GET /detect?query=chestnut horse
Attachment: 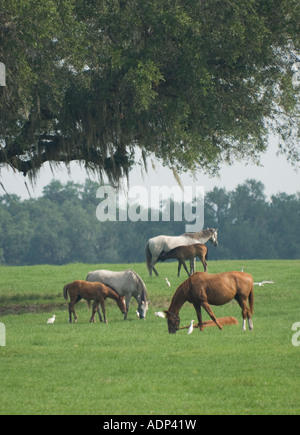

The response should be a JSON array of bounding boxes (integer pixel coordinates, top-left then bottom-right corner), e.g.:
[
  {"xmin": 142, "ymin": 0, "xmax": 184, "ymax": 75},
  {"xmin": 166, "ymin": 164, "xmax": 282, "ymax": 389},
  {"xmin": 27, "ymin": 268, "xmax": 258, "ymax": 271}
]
[
  {"xmin": 165, "ymin": 272, "xmax": 254, "ymax": 334},
  {"xmin": 63, "ymin": 280, "xmax": 126, "ymax": 324},
  {"xmin": 158, "ymin": 244, "xmax": 208, "ymax": 277}
]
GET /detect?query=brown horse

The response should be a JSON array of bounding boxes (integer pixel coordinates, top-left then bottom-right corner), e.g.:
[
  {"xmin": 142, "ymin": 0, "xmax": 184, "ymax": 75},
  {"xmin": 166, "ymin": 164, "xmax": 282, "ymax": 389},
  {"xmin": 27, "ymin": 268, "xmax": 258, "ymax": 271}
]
[
  {"xmin": 158, "ymin": 244, "xmax": 208, "ymax": 277},
  {"xmin": 63, "ymin": 280, "xmax": 127, "ymax": 324},
  {"xmin": 165, "ymin": 272, "xmax": 254, "ymax": 334}
]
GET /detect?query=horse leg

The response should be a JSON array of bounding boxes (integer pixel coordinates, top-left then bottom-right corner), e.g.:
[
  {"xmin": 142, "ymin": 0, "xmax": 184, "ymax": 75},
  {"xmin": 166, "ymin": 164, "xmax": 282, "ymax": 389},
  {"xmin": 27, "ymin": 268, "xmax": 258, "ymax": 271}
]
[
  {"xmin": 235, "ymin": 295, "xmax": 253, "ymax": 331},
  {"xmin": 178, "ymin": 261, "xmax": 181, "ymax": 278},
  {"xmin": 190, "ymin": 258, "xmax": 196, "ymax": 275},
  {"xmin": 90, "ymin": 301, "xmax": 98, "ymax": 323},
  {"xmin": 193, "ymin": 303, "xmax": 204, "ymax": 331},
  {"xmin": 201, "ymin": 302, "xmax": 223, "ymax": 330},
  {"xmin": 199, "ymin": 256, "xmax": 207, "ymax": 272},
  {"xmin": 152, "ymin": 266, "xmax": 159, "ymax": 277},
  {"xmin": 68, "ymin": 302, "xmax": 72, "ymax": 323},
  {"xmin": 182, "ymin": 260, "xmax": 191, "ymax": 277},
  {"xmin": 97, "ymin": 304, "xmax": 103, "ymax": 323},
  {"xmin": 124, "ymin": 294, "xmax": 131, "ymax": 320},
  {"xmin": 69, "ymin": 302, "xmax": 78, "ymax": 324},
  {"xmin": 73, "ymin": 306, "xmax": 78, "ymax": 324},
  {"xmin": 99, "ymin": 299, "xmax": 107, "ymax": 324}
]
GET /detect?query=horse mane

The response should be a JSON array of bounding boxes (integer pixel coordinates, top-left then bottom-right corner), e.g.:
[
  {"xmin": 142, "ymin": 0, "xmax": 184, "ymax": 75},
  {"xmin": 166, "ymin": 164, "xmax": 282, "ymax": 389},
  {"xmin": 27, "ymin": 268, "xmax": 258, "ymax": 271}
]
[
  {"xmin": 105, "ymin": 283, "xmax": 121, "ymax": 298},
  {"xmin": 169, "ymin": 277, "xmax": 191, "ymax": 314},
  {"xmin": 184, "ymin": 228, "xmax": 215, "ymax": 239},
  {"xmin": 128, "ymin": 270, "xmax": 148, "ymax": 302},
  {"xmin": 178, "ymin": 278, "xmax": 191, "ymax": 297}
]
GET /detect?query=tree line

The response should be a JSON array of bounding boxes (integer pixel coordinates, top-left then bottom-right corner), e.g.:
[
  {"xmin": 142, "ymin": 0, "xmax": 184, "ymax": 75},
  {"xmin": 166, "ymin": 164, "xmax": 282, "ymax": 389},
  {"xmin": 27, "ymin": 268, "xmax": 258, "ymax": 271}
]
[{"xmin": 0, "ymin": 179, "xmax": 299, "ymax": 266}]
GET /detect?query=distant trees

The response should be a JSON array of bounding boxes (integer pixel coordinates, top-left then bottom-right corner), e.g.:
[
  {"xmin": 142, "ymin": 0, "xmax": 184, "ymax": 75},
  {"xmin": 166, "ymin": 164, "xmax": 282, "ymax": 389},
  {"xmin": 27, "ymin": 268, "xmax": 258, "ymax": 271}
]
[
  {"xmin": 204, "ymin": 180, "xmax": 300, "ymax": 260},
  {"xmin": 0, "ymin": 179, "xmax": 299, "ymax": 266}
]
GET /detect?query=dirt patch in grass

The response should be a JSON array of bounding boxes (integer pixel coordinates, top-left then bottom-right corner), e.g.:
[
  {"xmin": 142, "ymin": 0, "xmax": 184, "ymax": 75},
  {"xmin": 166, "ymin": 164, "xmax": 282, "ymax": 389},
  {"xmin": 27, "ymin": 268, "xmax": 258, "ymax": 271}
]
[{"xmin": 0, "ymin": 303, "xmax": 66, "ymax": 316}]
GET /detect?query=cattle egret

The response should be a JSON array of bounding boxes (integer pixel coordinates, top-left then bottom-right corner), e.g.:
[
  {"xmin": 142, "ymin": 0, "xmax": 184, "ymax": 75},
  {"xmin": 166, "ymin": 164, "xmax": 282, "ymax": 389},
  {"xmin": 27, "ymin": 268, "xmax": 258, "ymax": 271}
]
[
  {"xmin": 155, "ymin": 311, "xmax": 166, "ymax": 319},
  {"xmin": 187, "ymin": 320, "xmax": 194, "ymax": 335},
  {"xmin": 165, "ymin": 278, "xmax": 171, "ymax": 288},
  {"xmin": 47, "ymin": 315, "xmax": 56, "ymax": 324},
  {"xmin": 254, "ymin": 281, "xmax": 274, "ymax": 287}
]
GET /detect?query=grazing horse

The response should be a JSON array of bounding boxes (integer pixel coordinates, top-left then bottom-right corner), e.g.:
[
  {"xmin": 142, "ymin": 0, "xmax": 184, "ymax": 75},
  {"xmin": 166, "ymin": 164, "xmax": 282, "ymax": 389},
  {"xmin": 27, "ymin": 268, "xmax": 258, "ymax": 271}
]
[
  {"xmin": 63, "ymin": 280, "xmax": 126, "ymax": 324},
  {"xmin": 146, "ymin": 228, "xmax": 218, "ymax": 277},
  {"xmin": 158, "ymin": 244, "xmax": 208, "ymax": 277},
  {"xmin": 86, "ymin": 269, "xmax": 148, "ymax": 319},
  {"xmin": 165, "ymin": 272, "xmax": 254, "ymax": 334}
]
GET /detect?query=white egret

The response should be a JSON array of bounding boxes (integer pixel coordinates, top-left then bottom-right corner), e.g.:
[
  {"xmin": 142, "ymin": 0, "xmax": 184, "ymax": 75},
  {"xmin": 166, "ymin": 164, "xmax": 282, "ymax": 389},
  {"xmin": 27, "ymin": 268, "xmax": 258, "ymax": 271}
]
[{"xmin": 47, "ymin": 315, "xmax": 56, "ymax": 325}]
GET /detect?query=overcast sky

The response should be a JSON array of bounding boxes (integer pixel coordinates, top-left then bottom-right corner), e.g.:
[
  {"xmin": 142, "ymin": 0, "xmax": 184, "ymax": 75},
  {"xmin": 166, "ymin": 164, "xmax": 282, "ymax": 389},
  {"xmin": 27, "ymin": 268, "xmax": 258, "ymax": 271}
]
[{"xmin": 0, "ymin": 135, "xmax": 299, "ymax": 205}]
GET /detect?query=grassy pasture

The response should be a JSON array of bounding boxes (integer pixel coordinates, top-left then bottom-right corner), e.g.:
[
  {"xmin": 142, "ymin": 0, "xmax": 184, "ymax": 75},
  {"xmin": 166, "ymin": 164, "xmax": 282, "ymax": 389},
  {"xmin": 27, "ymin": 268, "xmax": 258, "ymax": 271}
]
[{"xmin": 0, "ymin": 260, "xmax": 299, "ymax": 415}]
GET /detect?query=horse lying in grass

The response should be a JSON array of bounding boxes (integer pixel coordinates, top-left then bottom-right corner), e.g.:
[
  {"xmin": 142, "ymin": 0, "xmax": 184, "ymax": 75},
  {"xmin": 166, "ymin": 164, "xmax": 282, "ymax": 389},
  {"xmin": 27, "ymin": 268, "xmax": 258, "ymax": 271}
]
[
  {"xmin": 158, "ymin": 243, "xmax": 208, "ymax": 277},
  {"xmin": 165, "ymin": 272, "xmax": 254, "ymax": 334},
  {"xmin": 63, "ymin": 280, "xmax": 127, "ymax": 324}
]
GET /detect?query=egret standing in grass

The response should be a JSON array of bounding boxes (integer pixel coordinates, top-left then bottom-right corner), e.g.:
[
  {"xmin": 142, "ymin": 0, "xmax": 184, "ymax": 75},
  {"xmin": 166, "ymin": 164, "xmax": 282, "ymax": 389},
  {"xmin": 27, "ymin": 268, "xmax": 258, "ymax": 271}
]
[
  {"xmin": 188, "ymin": 320, "xmax": 194, "ymax": 335},
  {"xmin": 47, "ymin": 315, "xmax": 56, "ymax": 325},
  {"xmin": 165, "ymin": 278, "xmax": 171, "ymax": 288}
]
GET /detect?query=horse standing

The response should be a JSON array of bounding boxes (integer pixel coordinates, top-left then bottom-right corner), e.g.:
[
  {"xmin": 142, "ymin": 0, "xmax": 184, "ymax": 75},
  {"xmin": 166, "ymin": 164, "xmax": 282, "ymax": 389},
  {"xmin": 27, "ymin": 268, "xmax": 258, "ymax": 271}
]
[
  {"xmin": 165, "ymin": 272, "xmax": 254, "ymax": 334},
  {"xmin": 86, "ymin": 269, "xmax": 148, "ymax": 319},
  {"xmin": 146, "ymin": 228, "xmax": 218, "ymax": 277},
  {"xmin": 158, "ymin": 244, "xmax": 208, "ymax": 277},
  {"xmin": 63, "ymin": 280, "xmax": 127, "ymax": 324}
]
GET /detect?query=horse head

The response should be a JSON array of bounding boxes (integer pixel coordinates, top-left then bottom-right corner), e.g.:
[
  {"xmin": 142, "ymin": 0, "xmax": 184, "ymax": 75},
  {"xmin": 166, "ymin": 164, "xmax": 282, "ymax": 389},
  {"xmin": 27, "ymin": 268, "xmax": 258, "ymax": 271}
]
[
  {"xmin": 210, "ymin": 229, "xmax": 219, "ymax": 247},
  {"xmin": 164, "ymin": 311, "xmax": 180, "ymax": 334},
  {"xmin": 137, "ymin": 300, "xmax": 149, "ymax": 319}
]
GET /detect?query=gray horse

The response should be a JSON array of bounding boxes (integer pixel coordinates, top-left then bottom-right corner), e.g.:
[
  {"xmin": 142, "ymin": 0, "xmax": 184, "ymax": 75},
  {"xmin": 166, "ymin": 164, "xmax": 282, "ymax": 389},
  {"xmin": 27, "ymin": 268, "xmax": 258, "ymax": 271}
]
[
  {"xmin": 86, "ymin": 269, "xmax": 149, "ymax": 319},
  {"xmin": 146, "ymin": 228, "xmax": 218, "ymax": 277}
]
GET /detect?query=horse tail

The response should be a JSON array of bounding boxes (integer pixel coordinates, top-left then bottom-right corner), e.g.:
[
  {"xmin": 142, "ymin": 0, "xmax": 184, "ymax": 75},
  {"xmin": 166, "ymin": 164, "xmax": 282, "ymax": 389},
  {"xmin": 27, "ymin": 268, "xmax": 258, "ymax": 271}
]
[
  {"xmin": 249, "ymin": 286, "xmax": 254, "ymax": 315},
  {"xmin": 146, "ymin": 243, "xmax": 152, "ymax": 276},
  {"xmin": 63, "ymin": 284, "xmax": 70, "ymax": 301}
]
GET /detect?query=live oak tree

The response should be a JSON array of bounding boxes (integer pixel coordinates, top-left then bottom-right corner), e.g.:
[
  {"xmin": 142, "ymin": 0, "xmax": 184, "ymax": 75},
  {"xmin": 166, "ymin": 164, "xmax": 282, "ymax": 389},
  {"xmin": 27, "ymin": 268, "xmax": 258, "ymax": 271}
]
[{"xmin": 0, "ymin": 0, "xmax": 299, "ymax": 184}]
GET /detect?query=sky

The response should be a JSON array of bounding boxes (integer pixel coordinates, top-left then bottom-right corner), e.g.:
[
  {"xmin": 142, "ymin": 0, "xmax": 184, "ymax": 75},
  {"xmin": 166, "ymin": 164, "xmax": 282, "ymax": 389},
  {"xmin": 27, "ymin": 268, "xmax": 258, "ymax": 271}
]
[{"xmin": 0, "ymin": 135, "xmax": 299, "ymax": 206}]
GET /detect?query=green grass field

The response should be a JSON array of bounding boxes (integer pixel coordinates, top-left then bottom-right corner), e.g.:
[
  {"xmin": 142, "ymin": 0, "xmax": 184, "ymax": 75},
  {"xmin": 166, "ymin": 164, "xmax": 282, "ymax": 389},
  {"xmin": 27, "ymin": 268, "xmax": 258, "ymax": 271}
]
[{"xmin": 0, "ymin": 260, "xmax": 299, "ymax": 415}]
